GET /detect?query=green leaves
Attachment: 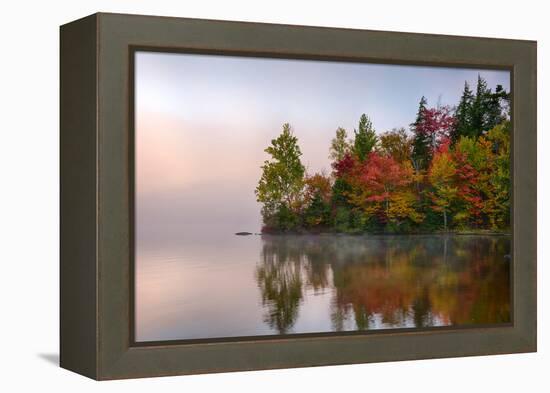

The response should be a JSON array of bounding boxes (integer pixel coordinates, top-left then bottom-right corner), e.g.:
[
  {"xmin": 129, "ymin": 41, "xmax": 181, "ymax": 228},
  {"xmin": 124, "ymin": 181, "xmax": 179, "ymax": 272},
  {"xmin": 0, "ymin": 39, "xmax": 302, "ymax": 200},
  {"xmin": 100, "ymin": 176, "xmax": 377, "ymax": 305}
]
[
  {"xmin": 255, "ymin": 106, "xmax": 509, "ymax": 233},
  {"xmin": 255, "ymin": 123, "xmax": 305, "ymax": 230},
  {"xmin": 329, "ymin": 127, "xmax": 352, "ymax": 161},
  {"xmin": 453, "ymin": 76, "xmax": 510, "ymax": 142},
  {"xmin": 353, "ymin": 114, "xmax": 377, "ymax": 162},
  {"xmin": 453, "ymin": 81, "xmax": 475, "ymax": 142},
  {"xmin": 411, "ymin": 96, "xmax": 431, "ymax": 170}
]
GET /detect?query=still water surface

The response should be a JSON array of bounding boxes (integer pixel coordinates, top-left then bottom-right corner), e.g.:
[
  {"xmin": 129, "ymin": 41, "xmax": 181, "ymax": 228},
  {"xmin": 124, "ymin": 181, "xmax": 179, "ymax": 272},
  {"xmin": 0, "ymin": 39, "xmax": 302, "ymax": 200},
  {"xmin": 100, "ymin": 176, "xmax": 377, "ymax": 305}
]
[{"xmin": 135, "ymin": 234, "xmax": 510, "ymax": 342}]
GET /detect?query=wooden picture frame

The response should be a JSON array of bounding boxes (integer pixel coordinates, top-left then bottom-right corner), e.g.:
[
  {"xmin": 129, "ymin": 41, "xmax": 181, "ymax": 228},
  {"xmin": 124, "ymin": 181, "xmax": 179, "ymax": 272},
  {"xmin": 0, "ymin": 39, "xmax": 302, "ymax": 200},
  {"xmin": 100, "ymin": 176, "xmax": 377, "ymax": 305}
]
[{"xmin": 60, "ymin": 12, "xmax": 536, "ymax": 380}]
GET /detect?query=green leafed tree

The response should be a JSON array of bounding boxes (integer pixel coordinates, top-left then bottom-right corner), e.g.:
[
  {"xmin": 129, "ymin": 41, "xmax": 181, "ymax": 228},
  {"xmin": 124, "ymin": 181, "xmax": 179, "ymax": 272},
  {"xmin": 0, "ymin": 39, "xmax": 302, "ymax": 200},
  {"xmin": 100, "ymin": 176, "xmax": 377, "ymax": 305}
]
[
  {"xmin": 484, "ymin": 122, "xmax": 511, "ymax": 229},
  {"xmin": 353, "ymin": 114, "xmax": 377, "ymax": 162},
  {"xmin": 329, "ymin": 127, "xmax": 352, "ymax": 162},
  {"xmin": 255, "ymin": 123, "xmax": 305, "ymax": 230}
]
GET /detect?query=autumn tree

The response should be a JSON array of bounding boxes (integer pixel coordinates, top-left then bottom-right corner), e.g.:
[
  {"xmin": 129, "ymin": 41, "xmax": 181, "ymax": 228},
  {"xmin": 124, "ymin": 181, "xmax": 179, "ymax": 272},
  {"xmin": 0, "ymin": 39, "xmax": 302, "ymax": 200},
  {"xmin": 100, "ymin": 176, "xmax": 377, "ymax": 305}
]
[
  {"xmin": 353, "ymin": 114, "xmax": 377, "ymax": 162},
  {"xmin": 452, "ymin": 146, "xmax": 483, "ymax": 227},
  {"xmin": 428, "ymin": 142, "xmax": 458, "ymax": 230},
  {"xmin": 303, "ymin": 173, "xmax": 332, "ymax": 203},
  {"xmin": 332, "ymin": 153, "xmax": 356, "ymax": 178},
  {"xmin": 416, "ymin": 106, "xmax": 456, "ymax": 151},
  {"xmin": 303, "ymin": 173, "xmax": 332, "ymax": 228},
  {"xmin": 255, "ymin": 77, "xmax": 510, "ymax": 234},
  {"xmin": 349, "ymin": 152, "xmax": 420, "ymax": 228},
  {"xmin": 378, "ymin": 127, "xmax": 413, "ymax": 163},
  {"xmin": 483, "ymin": 122, "xmax": 511, "ymax": 228},
  {"xmin": 454, "ymin": 123, "xmax": 510, "ymax": 229},
  {"xmin": 412, "ymin": 99, "xmax": 455, "ymax": 171},
  {"xmin": 256, "ymin": 123, "xmax": 305, "ymax": 230},
  {"xmin": 330, "ymin": 153, "xmax": 360, "ymax": 232}
]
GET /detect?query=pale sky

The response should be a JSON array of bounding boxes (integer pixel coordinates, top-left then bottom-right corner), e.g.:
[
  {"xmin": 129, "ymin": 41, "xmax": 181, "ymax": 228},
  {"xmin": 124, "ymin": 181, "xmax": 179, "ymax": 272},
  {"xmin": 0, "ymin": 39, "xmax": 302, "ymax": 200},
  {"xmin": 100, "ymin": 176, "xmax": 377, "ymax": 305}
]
[{"xmin": 135, "ymin": 51, "xmax": 510, "ymax": 241}]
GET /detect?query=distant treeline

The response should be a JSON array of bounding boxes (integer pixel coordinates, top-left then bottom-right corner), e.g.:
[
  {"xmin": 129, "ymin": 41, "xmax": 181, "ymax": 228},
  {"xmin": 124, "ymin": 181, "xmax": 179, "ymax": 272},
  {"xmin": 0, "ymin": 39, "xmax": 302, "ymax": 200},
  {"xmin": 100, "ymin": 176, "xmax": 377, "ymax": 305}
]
[{"xmin": 255, "ymin": 76, "xmax": 511, "ymax": 234}]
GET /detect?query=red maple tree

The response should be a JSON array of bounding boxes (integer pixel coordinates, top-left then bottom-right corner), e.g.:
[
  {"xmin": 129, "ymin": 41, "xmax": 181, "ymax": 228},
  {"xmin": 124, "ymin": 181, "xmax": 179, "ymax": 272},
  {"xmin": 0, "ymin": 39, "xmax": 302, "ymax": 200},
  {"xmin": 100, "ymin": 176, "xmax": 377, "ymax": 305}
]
[
  {"xmin": 453, "ymin": 150, "xmax": 483, "ymax": 226},
  {"xmin": 416, "ymin": 106, "xmax": 456, "ymax": 151},
  {"xmin": 332, "ymin": 153, "xmax": 357, "ymax": 178},
  {"xmin": 360, "ymin": 152, "xmax": 411, "ymax": 203}
]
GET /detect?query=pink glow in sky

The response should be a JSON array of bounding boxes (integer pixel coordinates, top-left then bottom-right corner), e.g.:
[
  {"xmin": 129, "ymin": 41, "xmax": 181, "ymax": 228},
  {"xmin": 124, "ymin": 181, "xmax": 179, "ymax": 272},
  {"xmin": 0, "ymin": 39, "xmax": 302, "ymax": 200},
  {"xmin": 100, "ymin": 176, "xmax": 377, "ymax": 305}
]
[{"xmin": 135, "ymin": 51, "xmax": 510, "ymax": 241}]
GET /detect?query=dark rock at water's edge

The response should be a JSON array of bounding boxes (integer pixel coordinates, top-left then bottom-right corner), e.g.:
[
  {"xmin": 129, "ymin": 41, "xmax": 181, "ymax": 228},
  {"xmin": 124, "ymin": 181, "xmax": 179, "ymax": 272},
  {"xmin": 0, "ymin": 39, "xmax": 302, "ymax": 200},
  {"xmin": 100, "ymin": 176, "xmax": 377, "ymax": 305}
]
[{"xmin": 235, "ymin": 232, "xmax": 253, "ymax": 236}]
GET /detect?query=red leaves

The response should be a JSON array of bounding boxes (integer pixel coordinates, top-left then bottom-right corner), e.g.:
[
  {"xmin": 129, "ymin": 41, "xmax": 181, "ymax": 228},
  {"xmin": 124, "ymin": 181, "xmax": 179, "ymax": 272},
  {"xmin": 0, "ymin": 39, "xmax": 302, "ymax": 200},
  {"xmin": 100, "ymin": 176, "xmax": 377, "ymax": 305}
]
[
  {"xmin": 345, "ymin": 152, "xmax": 416, "ymax": 224},
  {"xmin": 416, "ymin": 106, "xmax": 456, "ymax": 149},
  {"xmin": 453, "ymin": 150, "xmax": 483, "ymax": 223},
  {"xmin": 325, "ymin": 111, "xmax": 509, "ymax": 231},
  {"xmin": 332, "ymin": 153, "xmax": 357, "ymax": 178},
  {"xmin": 359, "ymin": 152, "xmax": 412, "ymax": 193},
  {"xmin": 366, "ymin": 192, "xmax": 390, "ymax": 203},
  {"xmin": 436, "ymin": 137, "xmax": 451, "ymax": 154}
]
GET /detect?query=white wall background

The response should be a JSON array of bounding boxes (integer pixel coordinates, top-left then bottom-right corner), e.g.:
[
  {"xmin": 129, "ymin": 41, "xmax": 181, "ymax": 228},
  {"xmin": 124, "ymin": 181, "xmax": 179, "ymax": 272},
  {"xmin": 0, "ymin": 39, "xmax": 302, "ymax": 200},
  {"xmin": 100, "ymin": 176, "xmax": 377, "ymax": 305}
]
[{"xmin": 0, "ymin": 0, "xmax": 546, "ymax": 390}]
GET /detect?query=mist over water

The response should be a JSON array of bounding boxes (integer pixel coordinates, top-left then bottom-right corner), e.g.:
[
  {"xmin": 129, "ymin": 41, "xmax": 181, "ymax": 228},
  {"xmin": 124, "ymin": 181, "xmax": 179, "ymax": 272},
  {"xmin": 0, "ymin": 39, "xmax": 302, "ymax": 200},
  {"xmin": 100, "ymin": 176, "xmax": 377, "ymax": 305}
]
[
  {"xmin": 135, "ymin": 52, "xmax": 510, "ymax": 238},
  {"xmin": 135, "ymin": 234, "xmax": 510, "ymax": 342},
  {"xmin": 134, "ymin": 52, "xmax": 512, "ymax": 342}
]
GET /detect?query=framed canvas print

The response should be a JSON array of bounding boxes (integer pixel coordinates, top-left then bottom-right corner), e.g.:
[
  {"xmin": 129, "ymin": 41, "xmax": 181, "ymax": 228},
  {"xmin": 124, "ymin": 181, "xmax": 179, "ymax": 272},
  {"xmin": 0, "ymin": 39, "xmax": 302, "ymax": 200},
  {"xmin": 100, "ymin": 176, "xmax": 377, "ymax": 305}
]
[{"xmin": 60, "ymin": 13, "xmax": 536, "ymax": 380}]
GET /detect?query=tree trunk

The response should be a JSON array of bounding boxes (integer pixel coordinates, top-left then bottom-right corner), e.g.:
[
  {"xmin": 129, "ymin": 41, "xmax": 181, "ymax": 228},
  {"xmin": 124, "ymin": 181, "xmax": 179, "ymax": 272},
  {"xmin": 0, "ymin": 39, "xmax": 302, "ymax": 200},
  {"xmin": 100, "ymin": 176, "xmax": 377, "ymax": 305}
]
[
  {"xmin": 443, "ymin": 210, "xmax": 447, "ymax": 231},
  {"xmin": 412, "ymin": 161, "xmax": 420, "ymax": 192}
]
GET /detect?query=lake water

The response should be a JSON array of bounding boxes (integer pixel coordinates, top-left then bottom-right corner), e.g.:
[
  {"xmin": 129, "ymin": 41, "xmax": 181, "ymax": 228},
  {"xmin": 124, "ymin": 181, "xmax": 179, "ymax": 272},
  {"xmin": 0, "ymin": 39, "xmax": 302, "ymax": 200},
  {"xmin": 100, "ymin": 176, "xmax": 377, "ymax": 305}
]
[{"xmin": 135, "ymin": 234, "xmax": 511, "ymax": 342}]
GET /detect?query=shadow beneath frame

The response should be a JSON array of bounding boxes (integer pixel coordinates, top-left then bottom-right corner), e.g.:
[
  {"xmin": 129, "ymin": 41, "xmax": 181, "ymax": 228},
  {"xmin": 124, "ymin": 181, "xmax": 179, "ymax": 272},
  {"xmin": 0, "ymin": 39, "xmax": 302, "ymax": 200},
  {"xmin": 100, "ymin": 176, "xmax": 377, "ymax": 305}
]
[{"xmin": 38, "ymin": 353, "xmax": 59, "ymax": 366}]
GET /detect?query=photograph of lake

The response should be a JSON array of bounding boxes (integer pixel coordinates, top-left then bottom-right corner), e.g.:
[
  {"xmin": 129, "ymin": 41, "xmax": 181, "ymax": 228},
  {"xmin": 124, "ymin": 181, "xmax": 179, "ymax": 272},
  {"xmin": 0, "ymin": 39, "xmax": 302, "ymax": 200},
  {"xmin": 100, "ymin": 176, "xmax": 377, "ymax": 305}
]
[{"xmin": 134, "ymin": 51, "xmax": 512, "ymax": 342}]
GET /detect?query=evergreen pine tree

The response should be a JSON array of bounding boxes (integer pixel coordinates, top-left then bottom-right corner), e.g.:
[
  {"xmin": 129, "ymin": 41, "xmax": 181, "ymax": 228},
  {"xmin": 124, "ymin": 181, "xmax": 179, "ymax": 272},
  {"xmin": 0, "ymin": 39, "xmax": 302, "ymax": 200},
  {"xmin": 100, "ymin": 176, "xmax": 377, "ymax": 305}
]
[
  {"xmin": 485, "ymin": 84, "xmax": 509, "ymax": 130},
  {"xmin": 353, "ymin": 114, "xmax": 377, "ymax": 162},
  {"xmin": 411, "ymin": 96, "xmax": 431, "ymax": 170},
  {"xmin": 470, "ymin": 75, "xmax": 491, "ymax": 136},
  {"xmin": 304, "ymin": 192, "xmax": 330, "ymax": 228},
  {"xmin": 452, "ymin": 81, "xmax": 474, "ymax": 142}
]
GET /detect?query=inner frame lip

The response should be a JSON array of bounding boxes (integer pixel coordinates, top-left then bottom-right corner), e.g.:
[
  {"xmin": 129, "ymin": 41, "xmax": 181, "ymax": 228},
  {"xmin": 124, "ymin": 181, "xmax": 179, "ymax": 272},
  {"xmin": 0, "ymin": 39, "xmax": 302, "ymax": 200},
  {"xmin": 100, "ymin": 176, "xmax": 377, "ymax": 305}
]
[{"xmin": 127, "ymin": 45, "xmax": 515, "ymax": 348}]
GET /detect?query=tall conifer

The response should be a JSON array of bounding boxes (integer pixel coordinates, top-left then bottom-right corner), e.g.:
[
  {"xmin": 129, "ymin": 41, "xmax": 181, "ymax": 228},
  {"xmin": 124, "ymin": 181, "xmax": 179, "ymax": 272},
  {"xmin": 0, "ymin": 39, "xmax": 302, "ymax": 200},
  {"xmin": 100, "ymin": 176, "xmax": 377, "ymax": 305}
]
[
  {"xmin": 470, "ymin": 75, "xmax": 490, "ymax": 136},
  {"xmin": 452, "ymin": 81, "xmax": 475, "ymax": 142},
  {"xmin": 411, "ymin": 96, "xmax": 430, "ymax": 170},
  {"xmin": 353, "ymin": 114, "xmax": 377, "ymax": 162}
]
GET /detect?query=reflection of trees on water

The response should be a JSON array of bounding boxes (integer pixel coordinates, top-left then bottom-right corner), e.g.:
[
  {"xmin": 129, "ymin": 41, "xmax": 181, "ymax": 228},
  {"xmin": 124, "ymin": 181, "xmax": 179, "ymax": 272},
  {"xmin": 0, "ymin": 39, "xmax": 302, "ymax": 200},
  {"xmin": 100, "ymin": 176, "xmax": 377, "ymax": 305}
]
[
  {"xmin": 255, "ymin": 235, "xmax": 511, "ymax": 334},
  {"xmin": 255, "ymin": 240, "xmax": 303, "ymax": 334}
]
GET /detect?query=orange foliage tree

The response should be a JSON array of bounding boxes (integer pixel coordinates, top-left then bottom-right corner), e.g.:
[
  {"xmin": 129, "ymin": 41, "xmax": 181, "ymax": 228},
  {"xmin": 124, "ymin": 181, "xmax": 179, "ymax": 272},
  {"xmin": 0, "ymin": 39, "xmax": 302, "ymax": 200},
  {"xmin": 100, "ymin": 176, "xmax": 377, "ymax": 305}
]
[{"xmin": 348, "ymin": 152, "xmax": 422, "ymax": 227}]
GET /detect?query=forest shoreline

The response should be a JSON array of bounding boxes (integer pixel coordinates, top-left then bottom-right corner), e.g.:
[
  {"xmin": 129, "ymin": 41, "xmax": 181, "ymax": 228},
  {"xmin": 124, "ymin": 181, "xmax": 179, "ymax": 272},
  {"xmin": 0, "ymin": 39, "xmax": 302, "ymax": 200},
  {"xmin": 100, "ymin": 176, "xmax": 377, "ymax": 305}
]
[
  {"xmin": 255, "ymin": 77, "xmax": 511, "ymax": 236},
  {"xmin": 236, "ymin": 229, "xmax": 511, "ymax": 236}
]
